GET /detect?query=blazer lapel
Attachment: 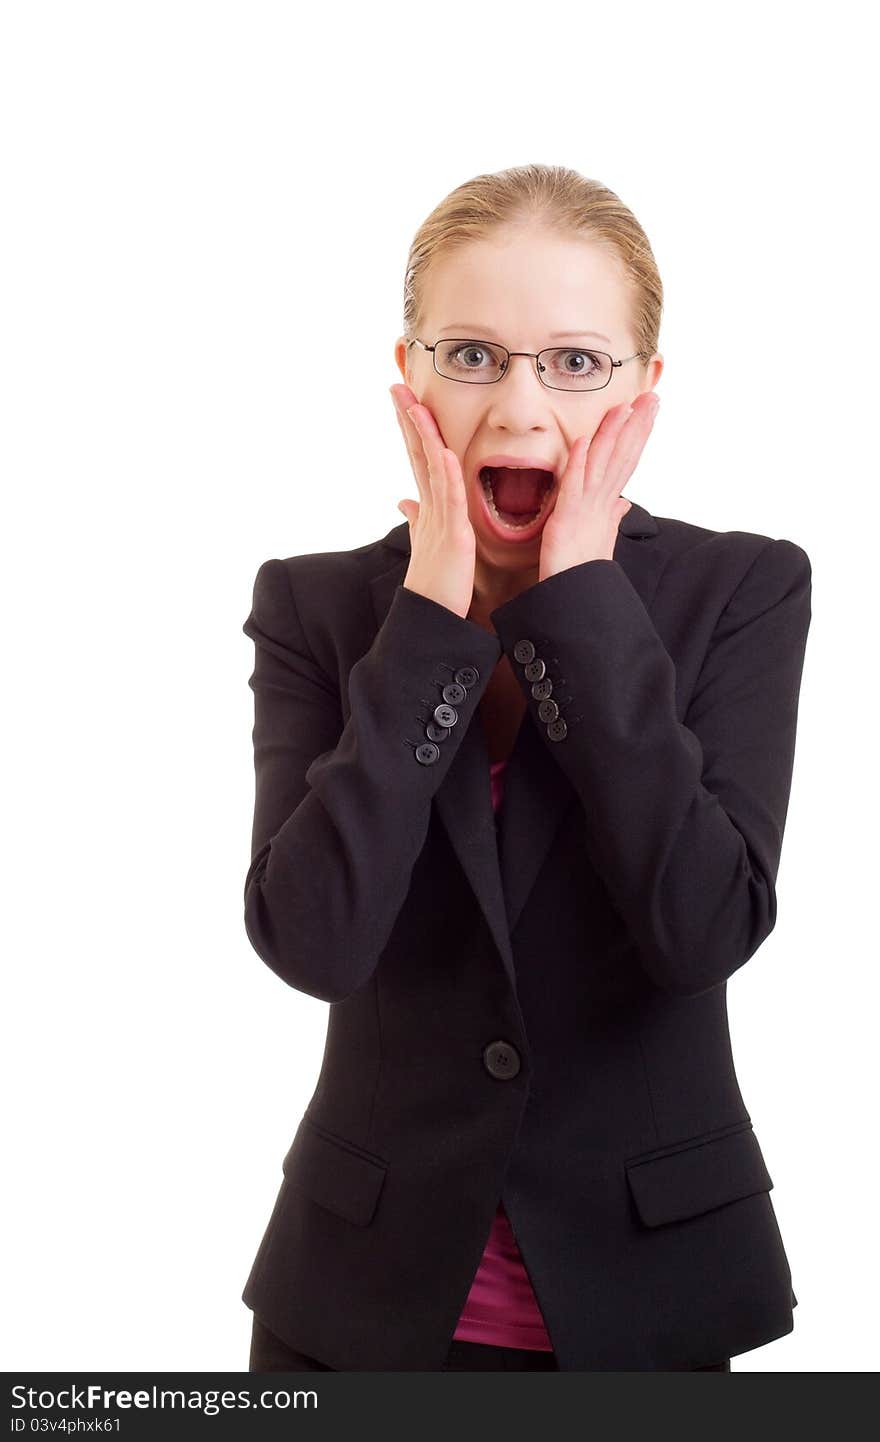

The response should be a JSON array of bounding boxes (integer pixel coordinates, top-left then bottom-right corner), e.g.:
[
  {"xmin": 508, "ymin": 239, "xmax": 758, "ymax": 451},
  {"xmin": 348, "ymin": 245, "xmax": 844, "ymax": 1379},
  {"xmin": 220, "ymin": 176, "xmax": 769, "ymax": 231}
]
[{"xmin": 368, "ymin": 500, "xmax": 667, "ymax": 993}]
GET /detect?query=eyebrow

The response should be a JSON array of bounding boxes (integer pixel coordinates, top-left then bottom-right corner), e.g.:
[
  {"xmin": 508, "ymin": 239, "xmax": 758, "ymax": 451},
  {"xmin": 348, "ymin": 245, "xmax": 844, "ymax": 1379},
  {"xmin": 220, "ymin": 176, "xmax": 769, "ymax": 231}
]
[{"xmin": 437, "ymin": 324, "xmax": 612, "ymax": 344}]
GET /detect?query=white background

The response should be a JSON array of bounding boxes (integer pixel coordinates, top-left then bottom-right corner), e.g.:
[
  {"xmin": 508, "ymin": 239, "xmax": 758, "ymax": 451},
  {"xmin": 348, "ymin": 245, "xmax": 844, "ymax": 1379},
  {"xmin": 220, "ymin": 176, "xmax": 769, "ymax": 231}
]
[{"xmin": 3, "ymin": 0, "xmax": 876, "ymax": 1373}]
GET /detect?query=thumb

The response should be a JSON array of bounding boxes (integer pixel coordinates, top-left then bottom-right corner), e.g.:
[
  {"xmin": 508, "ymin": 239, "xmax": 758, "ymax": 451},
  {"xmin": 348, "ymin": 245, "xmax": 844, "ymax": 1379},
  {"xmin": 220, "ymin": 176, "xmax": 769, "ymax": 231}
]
[{"xmin": 397, "ymin": 500, "xmax": 419, "ymax": 526}]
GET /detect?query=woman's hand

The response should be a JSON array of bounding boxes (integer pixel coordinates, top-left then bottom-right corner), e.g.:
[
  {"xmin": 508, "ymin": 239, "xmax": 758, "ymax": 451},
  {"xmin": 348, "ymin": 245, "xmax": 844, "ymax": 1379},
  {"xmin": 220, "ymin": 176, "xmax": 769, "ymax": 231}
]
[
  {"xmin": 538, "ymin": 392, "xmax": 660, "ymax": 582},
  {"xmin": 390, "ymin": 384, "xmax": 478, "ymax": 620}
]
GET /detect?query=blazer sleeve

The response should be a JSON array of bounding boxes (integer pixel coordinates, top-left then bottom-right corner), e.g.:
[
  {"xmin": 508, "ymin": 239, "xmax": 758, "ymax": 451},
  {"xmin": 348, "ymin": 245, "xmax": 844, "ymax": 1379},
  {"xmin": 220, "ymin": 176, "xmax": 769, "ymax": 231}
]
[
  {"xmin": 241, "ymin": 557, "xmax": 502, "ymax": 1002},
  {"xmin": 490, "ymin": 538, "xmax": 813, "ymax": 998}
]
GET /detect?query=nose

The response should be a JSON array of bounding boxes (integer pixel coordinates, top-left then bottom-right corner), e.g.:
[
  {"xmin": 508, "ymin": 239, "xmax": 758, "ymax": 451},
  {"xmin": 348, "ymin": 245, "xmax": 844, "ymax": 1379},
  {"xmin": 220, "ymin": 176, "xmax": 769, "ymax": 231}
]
[{"xmin": 484, "ymin": 352, "xmax": 556, "ymax": 426}]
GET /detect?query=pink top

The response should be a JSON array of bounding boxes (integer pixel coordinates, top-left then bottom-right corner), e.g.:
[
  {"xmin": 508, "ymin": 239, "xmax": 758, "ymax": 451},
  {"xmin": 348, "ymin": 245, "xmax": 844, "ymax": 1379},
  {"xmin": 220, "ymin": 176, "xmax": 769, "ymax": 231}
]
[{"xmin": 452, "ymin": 757, "xmax": 555, "ymax": 1351}]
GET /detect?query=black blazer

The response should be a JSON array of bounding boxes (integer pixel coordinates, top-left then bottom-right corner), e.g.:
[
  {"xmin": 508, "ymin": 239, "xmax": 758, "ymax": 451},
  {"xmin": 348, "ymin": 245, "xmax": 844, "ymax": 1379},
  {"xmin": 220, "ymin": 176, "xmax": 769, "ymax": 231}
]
[{"xmin": 239, "ymin": 499, "xmax": 812, "ymax": 1372}]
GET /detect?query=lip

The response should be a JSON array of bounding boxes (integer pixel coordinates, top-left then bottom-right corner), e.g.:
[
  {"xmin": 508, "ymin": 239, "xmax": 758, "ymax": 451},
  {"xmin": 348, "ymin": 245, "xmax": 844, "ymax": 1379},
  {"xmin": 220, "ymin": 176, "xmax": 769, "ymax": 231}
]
[
  {"xmin": 471, "ymin": 455, "xmax": 560, "ymax": 544},
  {"xmin": 475, "ymin": 453, "xmax": 561, "ymax": 477}
]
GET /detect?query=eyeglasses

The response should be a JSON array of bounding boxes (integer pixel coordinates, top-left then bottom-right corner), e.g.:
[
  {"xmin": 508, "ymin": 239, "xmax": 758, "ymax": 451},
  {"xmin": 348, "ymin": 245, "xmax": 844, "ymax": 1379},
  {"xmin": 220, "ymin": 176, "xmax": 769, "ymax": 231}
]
[{"xmin": 407, "ymin": 336, "xmax": 650, "ymax": 392}]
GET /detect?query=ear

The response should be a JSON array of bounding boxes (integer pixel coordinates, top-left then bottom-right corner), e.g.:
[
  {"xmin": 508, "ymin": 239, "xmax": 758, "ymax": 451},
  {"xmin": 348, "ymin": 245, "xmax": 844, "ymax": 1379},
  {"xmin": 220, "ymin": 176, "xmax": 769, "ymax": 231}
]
[
  {"xmin": 394, "ymin": 337, "xmax": 411, "ymax": 384},
  {"xmin": 644, "ymin": 352, "xmax": 664, "ymax": 390}
]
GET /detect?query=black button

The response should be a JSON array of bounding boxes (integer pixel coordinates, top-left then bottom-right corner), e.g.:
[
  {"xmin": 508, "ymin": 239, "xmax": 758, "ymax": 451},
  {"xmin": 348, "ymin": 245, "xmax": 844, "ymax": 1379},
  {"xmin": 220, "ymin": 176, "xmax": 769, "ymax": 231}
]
[
  {"xmin": 513, "ymin": 639, "xmax": 535, "ymax": 665},
  {"xmin": 531, "ymin": 678, "xmax": 553, "ymax": 700},
  {"xmin": 546, "ymin": 718, "xmax": 568, "ymax": 742},
  {"xmin": 524, "ymin": 657, "xmax": 546, "ymax": 682},
  {"xmin": 537, "ymin": 698, "xmax": 559, "ymax": 723},
  {"xmin": 454, "ymin": 666, "xmax": 480, "ymax": 688},
  {"xmin": 425, "ymin": 720, "xmax": 450, "ymax": 742},
  {"xmin": 442, "ymin": 681, "xmax": 467, "ymax": 705},
  {"xmin": 415, "ymin": 741, "xmax": 441, "ymax": 765},
  {"xmin": 433, "ymin": 702, "xmax": 459, "ymax": 728},
  {"xmin": 483, "ymin": 1040, "xmax": 521, "ymax": 1080}
]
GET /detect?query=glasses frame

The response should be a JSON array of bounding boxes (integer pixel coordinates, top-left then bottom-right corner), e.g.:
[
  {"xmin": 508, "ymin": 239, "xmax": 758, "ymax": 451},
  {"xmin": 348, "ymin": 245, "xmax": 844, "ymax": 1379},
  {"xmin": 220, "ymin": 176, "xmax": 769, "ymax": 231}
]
[{"xmin": 406, "ymin": 335, "xmax": 650, "ymax": 392}]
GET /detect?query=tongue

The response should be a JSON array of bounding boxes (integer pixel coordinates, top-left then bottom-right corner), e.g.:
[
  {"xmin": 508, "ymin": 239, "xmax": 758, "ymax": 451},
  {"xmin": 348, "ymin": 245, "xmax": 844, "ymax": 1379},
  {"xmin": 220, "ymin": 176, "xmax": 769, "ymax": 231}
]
[{"xmin": 490, "ymin": 466, "xmax": 548, "ymax": 516}]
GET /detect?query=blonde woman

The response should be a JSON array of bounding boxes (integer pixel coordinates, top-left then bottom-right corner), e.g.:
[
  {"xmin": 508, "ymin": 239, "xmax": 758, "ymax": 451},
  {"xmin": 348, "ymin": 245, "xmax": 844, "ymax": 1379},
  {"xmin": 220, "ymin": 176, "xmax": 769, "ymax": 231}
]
[{"xmin": 241, "ymin": 164, "xmax": 810, "ymax": 1372}]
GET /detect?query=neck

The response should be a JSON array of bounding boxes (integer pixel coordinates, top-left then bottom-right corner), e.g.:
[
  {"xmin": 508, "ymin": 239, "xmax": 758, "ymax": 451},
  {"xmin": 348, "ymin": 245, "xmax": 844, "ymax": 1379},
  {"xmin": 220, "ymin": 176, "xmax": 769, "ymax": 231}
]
[{"xmin": 469, "ymin": 556, "xmax": 540, "ymax": 629}]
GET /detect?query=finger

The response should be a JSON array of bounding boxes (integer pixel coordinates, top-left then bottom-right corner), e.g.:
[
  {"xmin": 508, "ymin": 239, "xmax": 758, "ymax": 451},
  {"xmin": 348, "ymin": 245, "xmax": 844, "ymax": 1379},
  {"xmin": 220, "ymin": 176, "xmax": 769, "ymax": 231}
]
[
  {"xmin": 394, "ymin": 413, "xmax": 430, "ymax": 508},
  {"xmin": 581, "ymin": 402, "xmax": 636, "ymax": 498},
  {"xmin": 391, "ymin": 391, "xmax": 430, "ymax": 503},
  {"xmin": 602, "ymin": 400, "xmax": 658, "ymax": 496},
  {"xmin": 554, "ymin": 433, "xmax": 590, "ymax": 512},
  {"xmin": 407, "ymin": 403, "xmax": 454, "ymax": 516},
  {"xmin": 390, "ymin": 383, "xmax": 416, "ymax": 409},
  {"xmin": 557, "ymin": 402, "xmax": 632, "ymax": 506},
  {"xmin": 440, "ymin": 444, "xmax": 469, "ymax": 512},
  {"xmin": 391, "ymin": 384, "xmax": 420, "ymax": 431}
]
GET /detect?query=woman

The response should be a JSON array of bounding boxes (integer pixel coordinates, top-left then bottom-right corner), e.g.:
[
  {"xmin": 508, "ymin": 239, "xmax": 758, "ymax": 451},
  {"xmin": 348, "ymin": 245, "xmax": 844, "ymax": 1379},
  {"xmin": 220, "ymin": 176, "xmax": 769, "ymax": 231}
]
[{"xmin": 241, "ymin": 164, "xmax": 810, "ymax": 1372}]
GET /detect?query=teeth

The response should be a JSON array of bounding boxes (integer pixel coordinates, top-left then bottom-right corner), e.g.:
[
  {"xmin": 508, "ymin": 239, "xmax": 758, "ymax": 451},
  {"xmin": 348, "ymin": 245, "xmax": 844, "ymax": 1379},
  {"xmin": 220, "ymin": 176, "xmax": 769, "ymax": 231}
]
[{"xmin": 480, "ymin": 470, "xmax": 554, "ymax": 530}]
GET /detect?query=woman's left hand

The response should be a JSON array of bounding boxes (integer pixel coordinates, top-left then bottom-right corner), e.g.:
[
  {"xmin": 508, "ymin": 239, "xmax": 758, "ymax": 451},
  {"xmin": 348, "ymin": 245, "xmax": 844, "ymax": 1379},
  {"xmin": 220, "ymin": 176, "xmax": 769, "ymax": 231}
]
[{"xmin": 538, "ymin": 391, "xmax": 660, "ymax": 582}]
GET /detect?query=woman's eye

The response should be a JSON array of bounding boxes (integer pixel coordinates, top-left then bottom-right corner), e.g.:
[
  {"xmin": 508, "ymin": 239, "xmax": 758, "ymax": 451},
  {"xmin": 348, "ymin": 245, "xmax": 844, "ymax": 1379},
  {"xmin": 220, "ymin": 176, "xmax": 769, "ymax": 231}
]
[
  {"xmin": 453, "ymin": 345, "xmax": 493, "ymax": 368},
  {"xmin": 556, "ymin": 350, "xmax": 599, "ymax": 375}
]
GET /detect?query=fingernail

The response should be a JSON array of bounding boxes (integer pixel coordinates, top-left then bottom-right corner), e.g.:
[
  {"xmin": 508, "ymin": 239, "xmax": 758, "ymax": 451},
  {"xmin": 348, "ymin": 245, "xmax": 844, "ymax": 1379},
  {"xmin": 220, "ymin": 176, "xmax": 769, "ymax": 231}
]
[{"xmin": 406, "ymin": 405, "xmax": 419, "ymax": 422}]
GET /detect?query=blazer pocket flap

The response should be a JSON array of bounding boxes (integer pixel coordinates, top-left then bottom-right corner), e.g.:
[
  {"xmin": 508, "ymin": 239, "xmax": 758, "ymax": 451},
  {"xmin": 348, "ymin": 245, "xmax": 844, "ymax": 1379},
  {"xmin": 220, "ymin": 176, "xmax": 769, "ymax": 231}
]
[
  {"xmin": 282, "ymin": 1114, "xmax": 388, "ymax": 1227},
  {"xmin": 625, "ymin": 1124, "xmax": 773, "ymax": 1227}
]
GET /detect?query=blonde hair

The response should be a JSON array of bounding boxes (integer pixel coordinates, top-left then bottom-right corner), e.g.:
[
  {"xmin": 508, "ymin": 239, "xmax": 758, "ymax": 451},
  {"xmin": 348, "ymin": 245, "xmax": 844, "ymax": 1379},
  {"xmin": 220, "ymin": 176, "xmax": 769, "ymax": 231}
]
[{"xmin": 402, "ymin": 162, "xmax": 662, "ymax": 377}]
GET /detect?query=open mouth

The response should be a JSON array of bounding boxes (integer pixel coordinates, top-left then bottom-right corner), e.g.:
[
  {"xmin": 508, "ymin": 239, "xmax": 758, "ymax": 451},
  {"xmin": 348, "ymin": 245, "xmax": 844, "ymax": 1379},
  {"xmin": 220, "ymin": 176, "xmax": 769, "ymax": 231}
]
[{"xmin": 478, "ymin": 465, "xmax": 557, "ymax": 534}]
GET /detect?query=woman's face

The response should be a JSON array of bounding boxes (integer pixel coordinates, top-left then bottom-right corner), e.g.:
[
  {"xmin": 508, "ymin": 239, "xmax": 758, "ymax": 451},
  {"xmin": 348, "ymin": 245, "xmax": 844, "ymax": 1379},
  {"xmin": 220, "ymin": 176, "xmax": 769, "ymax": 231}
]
[{"xmin": 394, "ymin": 226, "xmax": 663, "ymax": 599}]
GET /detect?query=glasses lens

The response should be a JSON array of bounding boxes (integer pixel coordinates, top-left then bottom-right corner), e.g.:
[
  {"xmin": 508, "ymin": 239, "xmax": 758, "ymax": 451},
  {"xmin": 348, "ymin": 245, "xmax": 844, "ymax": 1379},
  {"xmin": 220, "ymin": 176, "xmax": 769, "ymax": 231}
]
[
  {"xmin": 538, "ymin": 348, "xmax": 613, "ymax": 390},
  {"xmin": 432, "ymin": 340, "xmax": 614, "ymax": 388},
  {"xmin": 433, "ymin": 339, "xmax": 507, "ymax": 383}
]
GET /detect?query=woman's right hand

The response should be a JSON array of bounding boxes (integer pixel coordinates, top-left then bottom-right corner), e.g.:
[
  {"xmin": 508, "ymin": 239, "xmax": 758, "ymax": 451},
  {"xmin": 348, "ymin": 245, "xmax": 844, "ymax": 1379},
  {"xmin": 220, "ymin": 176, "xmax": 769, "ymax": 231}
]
[{"xmin": 390, "ymin": 384, "xmax": 477, "ymax": 621}]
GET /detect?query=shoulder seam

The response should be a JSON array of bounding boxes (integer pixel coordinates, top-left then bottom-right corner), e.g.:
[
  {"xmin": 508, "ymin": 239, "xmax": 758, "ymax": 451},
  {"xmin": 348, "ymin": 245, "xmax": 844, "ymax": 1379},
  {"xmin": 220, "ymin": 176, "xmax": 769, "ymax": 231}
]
[{"xmin": 718, "ymin": 537, "xmax": 778, "ymax": 620}]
